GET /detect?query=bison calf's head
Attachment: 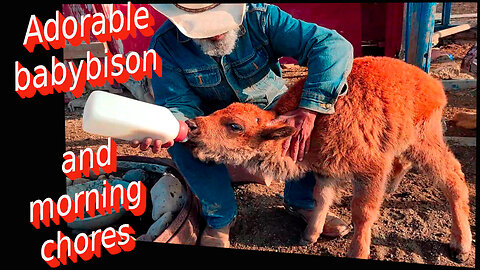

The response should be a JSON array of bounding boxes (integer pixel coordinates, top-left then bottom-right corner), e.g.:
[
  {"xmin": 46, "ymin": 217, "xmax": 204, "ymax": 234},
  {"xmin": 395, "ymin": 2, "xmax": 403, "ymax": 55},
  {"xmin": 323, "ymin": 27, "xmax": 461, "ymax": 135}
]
[{"xmin": 185, "ymin": 103, "xmax": 296, "ymax": 166}]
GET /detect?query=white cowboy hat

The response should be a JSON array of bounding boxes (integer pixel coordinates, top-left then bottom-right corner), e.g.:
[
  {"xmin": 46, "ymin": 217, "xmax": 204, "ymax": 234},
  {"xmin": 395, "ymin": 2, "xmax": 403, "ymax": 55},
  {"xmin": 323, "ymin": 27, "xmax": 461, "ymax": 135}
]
[{"xmin": 150, "ymin": 3, "xmax": 246, "ymax": 39}]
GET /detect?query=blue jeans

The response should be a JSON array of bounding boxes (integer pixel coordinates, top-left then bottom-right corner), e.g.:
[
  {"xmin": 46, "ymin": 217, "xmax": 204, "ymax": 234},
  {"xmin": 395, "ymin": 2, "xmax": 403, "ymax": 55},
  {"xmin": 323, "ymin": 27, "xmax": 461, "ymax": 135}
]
[{"xmin": 168, "ymin": 143, "xmax": 316, "ymax": 229}]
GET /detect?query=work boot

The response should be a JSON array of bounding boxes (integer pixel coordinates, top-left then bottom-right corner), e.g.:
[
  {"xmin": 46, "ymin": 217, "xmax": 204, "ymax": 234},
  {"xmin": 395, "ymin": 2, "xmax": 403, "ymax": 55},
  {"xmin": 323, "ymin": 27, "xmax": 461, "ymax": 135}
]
[
  {"xmin": 199, "ymin": 222, "xmax": 233, "ymax": 248},
  {"xmin": 284, "ymin": 204, "xmax": 350, "ymax": 238}
]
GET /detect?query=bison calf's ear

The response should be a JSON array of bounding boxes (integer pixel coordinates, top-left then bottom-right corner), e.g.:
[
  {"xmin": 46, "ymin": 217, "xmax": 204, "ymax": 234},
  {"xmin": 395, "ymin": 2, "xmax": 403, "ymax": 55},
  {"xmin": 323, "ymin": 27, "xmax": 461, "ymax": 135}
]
[{"xmin": 260, "ymin": 126, "xmax": 296, "ymax": 140}]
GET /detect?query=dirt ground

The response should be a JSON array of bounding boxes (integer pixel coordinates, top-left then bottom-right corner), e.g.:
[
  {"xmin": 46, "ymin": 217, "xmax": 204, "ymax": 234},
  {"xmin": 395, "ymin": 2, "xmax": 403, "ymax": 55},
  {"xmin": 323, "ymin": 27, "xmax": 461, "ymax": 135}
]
[{"xmin": 64, "ymin": 3, "xmax": 477, "ymax": 268}]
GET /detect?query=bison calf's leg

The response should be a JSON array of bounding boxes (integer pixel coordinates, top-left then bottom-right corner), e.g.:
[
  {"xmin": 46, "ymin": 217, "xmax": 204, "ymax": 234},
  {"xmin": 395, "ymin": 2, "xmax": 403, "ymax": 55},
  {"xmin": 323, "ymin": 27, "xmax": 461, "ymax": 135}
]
[
  {"xmin": 348, "ymin": 169, "xmax": 389, "ymax": 259},
  {"xmin": 409, "ymin": 112, "xmax": 472, "ymax": 262},
  {"xmin": 300, "ymin": 175, "xmax": 338, "ymax": 245},
  {"xmin": 440, "ymin": 155, "xmax": 472, "ymax": 263}
]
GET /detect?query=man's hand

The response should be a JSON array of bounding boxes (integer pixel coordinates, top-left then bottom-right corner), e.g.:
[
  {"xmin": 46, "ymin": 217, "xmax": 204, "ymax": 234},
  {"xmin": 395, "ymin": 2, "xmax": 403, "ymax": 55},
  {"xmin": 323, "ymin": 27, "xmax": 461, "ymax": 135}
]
[
  {"xmin": 130, "ymin": 137, "xmax": 174, "ymax": 153},
  {"xmin": 269, "ymin": 108, "xmax": 317, "ymax": 162}
]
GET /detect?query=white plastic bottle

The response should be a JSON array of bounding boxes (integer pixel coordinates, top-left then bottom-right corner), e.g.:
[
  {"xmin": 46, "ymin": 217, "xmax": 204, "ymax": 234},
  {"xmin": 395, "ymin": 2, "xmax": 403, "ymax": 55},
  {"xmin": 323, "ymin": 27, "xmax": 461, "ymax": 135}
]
[{"xmin": 82, "ymin": 91, "xmax": 189, "ymax": 143}]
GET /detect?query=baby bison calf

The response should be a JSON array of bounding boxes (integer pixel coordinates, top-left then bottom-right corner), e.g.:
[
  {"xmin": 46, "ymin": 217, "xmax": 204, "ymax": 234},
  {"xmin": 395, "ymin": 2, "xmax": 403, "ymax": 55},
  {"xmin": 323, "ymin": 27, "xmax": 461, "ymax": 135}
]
[{"xmin": 185, "ymin": 56, "xmax": 472, "ymax": 262}]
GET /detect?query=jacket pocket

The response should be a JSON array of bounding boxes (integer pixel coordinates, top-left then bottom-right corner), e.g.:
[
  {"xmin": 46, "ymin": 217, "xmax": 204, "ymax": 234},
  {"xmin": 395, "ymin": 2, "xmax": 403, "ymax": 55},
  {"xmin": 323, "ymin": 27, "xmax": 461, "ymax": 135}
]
[
  {"xmin": 184, "ymin": 68, "xmax": 221, "ymax": 88},
  {"xmin": 232, "ymin": 47, "xmax": 269, "ymax": 79}
]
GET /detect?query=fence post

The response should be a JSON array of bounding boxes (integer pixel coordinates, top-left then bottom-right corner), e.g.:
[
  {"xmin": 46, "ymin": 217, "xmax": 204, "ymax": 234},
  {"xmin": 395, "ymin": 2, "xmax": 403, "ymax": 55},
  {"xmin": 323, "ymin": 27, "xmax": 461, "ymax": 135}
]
[
  {"xmin": 404, "ymin": 2, "xmax": 436, "ymax": 72},
  {"xmin": 439, "ymin": 2, "xmax": 452, "ymax": 30}
]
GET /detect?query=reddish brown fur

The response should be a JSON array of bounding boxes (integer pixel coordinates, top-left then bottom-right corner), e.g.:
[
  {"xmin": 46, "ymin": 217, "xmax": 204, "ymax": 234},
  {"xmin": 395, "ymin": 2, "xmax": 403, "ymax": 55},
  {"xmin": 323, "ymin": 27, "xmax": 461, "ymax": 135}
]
[{"xmin": 186, "ymin": 57, "xmax": 471, "ymax": 261}]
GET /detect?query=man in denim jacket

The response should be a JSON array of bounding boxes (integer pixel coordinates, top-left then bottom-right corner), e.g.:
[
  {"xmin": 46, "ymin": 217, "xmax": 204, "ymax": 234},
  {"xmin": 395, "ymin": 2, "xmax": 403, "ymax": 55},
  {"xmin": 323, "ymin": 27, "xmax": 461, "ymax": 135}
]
[{"xmin": 132, "ymin": 3, "xmax": 353, "ymax": 247}]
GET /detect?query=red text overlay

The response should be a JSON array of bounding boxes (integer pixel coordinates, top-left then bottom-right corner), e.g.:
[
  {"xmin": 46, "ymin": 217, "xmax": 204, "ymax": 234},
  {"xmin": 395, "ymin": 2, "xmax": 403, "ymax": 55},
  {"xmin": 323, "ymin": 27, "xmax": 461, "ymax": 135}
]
[
  {"xmin": 30, "ymin": 138, "xmax": 146, "ymax": 267},
  {"xmin": 16, "ymin": 2, "xmax": 162, "ymax": 99}
]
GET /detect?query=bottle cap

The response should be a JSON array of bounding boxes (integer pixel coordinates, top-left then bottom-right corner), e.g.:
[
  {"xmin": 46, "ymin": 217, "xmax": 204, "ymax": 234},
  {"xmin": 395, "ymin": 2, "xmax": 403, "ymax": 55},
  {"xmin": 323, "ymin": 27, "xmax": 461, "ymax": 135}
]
[{"xmin": 174, "ymin": 120, "xmax": 189, "ymax": 142}]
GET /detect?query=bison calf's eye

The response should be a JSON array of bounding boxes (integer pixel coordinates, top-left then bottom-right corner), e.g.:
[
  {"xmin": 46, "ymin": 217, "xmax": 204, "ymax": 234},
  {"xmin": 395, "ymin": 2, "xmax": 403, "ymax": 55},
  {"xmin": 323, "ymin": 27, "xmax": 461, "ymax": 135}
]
[{"xmin": 227, "ymin": 123, "xmax": 244, "ymax": 132}]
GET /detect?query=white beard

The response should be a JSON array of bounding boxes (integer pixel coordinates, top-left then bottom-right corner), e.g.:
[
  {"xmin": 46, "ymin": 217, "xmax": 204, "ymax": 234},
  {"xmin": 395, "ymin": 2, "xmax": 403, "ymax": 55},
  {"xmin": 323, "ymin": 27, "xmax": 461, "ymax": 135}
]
[{"xmin": 192, "ymin": 26, "xmax": 240, "ymax": 57}]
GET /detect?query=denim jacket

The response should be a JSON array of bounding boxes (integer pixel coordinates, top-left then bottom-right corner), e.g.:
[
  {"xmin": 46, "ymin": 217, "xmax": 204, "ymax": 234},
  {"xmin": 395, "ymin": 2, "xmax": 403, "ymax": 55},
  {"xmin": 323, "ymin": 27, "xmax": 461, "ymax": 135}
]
[{"xmin": 149, "ymin": 3, "xmax": 354, "ymax": 121}]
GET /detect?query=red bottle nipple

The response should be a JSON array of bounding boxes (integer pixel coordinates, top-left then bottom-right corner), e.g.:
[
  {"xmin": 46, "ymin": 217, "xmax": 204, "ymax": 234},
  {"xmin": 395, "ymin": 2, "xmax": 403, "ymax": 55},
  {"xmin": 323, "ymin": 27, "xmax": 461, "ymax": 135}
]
[{"xmin": 174, "ymin": 120, "xmax": 189, "ymax": 142}]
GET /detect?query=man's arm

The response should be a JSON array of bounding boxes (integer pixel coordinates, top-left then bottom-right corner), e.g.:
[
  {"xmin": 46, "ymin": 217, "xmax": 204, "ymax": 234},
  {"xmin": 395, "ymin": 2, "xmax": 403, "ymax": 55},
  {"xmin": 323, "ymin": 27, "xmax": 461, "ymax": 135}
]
[
  {"xmin": 151, "ymin": 65, "xmax": 204, "ymax": 122},
  {"xmin": 131, "ymin": 35, "xmax": 204, "ymax": 152},
  {"xmin": 264, "ymin": 3, "xmax": 354, "ymax": 114},
  {"xmin": 263, "ymin": 4, "xmax": 354, "ymax": 161},
  {"xmin": 131, "ymin": 65, "xmax": 204, "ymax": 153}
]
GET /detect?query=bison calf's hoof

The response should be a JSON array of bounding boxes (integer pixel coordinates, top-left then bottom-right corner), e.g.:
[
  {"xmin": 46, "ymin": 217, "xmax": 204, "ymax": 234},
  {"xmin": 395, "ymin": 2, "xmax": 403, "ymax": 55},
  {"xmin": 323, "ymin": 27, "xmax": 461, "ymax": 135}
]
[
  {"xmin": 299, "ymin": 236, "xmax": 316, "ymax": 246},
  {"xmin": 346, "ymin": 250, "xmax": 370, "ymax": 260},
  {"xmin": 449, "ymin": 247, "xmax": 470, "ymax": 263}
]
